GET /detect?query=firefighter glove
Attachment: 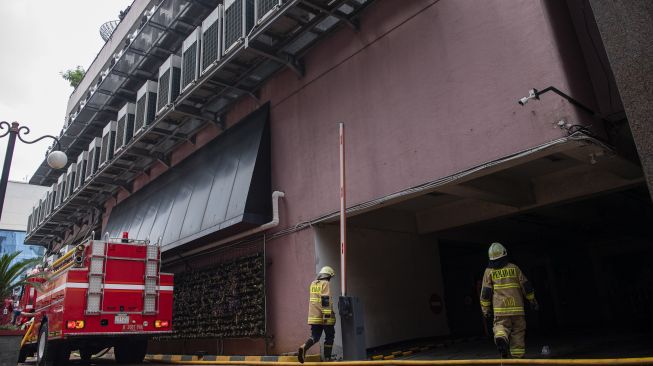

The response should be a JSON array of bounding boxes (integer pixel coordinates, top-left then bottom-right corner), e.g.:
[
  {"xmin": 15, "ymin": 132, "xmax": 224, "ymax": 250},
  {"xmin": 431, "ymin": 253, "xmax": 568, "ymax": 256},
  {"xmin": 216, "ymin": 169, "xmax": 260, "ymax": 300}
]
[
  {"xmin": 483, "ymin": 311, "xmax": 493, "ymax": 319},
  {"xmin": 529, "ymin": 299, "xmax": 539, "ymax": 311}
]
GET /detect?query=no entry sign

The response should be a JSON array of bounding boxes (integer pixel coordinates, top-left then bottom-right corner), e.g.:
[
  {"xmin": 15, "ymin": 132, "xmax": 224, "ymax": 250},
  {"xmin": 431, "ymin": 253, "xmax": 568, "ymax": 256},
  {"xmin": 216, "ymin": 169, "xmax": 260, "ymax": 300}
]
[{"xmin": 430, "ymin": 293, "xmax": 443, "ymax": 315}]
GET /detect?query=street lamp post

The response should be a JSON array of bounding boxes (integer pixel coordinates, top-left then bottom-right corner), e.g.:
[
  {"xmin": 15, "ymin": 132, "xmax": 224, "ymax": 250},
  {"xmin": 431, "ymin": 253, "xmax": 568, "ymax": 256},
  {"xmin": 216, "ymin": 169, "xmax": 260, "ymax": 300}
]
[{"xmin": 0, "ymin": 121, "xmax": 67, "ymax": 221}]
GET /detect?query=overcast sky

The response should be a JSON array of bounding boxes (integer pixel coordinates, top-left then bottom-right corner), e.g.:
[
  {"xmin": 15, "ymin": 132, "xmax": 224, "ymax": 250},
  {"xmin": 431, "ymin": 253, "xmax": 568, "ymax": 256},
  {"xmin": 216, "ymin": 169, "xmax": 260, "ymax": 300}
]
[{"xmin": 0, "ymin": 1, "xmax": 133, "ymax": 183}]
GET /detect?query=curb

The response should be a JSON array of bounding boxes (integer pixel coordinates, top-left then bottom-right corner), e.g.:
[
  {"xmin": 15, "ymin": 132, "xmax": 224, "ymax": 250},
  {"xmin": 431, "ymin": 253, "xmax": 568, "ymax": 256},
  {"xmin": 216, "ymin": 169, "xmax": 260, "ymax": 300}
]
[
  {"xmin": 369, "ymin": 337, "xmax": 483, "ymax": 361},
  {"xmin": 146, "ymin": 354, "xmax": 322, "ymax": 363}
]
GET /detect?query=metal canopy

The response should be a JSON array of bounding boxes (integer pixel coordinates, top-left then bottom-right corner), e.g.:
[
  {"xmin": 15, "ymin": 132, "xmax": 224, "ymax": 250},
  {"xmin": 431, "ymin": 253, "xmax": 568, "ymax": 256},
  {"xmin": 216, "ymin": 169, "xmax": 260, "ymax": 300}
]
[
  {"xmin": 26, "ymin": 0, "xmax": 375, "ymax": 245},
  {"xmin": 105, "ymin": 105, "xmax": 270, "ymax": 252}
]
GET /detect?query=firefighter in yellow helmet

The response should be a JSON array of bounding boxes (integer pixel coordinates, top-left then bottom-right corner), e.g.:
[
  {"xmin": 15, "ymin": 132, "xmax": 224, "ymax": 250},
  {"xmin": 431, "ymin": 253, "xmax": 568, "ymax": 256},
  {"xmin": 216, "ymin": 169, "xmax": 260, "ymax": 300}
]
[
  {"xmin": 479, "ymin": 243, "xmax": 538, "ymax": 359},
  {"xmin": 298, "ymin": 266, "xmax": 336, "ymax": 363}
]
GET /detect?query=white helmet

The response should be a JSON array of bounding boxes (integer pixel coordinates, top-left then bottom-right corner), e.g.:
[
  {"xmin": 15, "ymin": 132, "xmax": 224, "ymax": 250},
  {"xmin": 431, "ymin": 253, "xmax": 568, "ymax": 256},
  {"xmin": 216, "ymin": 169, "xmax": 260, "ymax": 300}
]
[
  {"xmin": 488, "ymin": 242, "xmax": 507, "ymax": 261},
  {"xmin": 318, "ymin": 266, "xmax": 335, "ymax": 279}
]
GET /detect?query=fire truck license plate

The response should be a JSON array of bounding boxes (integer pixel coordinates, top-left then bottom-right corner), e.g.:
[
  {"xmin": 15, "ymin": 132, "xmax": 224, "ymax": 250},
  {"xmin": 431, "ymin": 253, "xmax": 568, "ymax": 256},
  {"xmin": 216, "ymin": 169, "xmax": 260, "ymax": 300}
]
[{"xmin": 115, "ymin": 314, "xmax": 129, "ymax": 324}]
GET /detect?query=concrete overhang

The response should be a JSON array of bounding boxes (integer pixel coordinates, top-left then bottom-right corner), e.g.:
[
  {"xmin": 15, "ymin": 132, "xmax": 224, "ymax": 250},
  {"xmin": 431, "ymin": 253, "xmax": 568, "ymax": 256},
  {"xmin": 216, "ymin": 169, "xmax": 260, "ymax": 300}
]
[{"xmin": 316, "ymin": 133, "xmax": 643, "ymax": 234}]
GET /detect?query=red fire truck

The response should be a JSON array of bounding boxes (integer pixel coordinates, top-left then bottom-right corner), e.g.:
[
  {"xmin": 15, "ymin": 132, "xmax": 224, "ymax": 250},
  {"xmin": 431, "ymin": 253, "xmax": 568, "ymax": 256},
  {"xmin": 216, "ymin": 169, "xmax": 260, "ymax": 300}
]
[{"xmin": 17, "ymin": 233, "xmax": 174, "ymax": 366}]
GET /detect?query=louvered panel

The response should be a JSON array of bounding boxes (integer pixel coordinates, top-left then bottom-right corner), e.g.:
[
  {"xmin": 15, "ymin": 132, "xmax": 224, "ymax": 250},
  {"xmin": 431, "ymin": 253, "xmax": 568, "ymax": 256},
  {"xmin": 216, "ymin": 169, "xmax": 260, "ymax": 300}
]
[
  {"xmin": 256, "ymin": 0, "xmax": 279, "ymax": 22},
  {"xmin": 76, "ymin": 160, "xmax": 86, "ymax": 189},
  {"xmin": 157, "ymin": 70, "xmax": 170, "ymax": 112},
  {"xmin": 86, "ymin": 148, "xmax": 96, "ymax": 178},
  {"xmin": 147, "ymin": 92, "xmax": 157, "ymax": 124},
  {"xmin": 100, "ymin": 135, "xmax": 109, "ymax": 166},
  {"xmin": 116, "ymin": 116, "xmax": 126, "ymax": 151},
  {"xmin": 202, "ymin": 21, "xmax": 220, "ymax": 73},
  {"xmin": 181, "ymin": 43, "xmax": 197, "ymax": 90},
  {"xmin": 224, "ymin": 0, "xmax": 244, "ymax": 52},
  {"xmin": 171, "ymin": 68, "xmax": 181, "ymax": 102},
  {"xmin": 135, "ymin": 96, "xmax": 146, "ymax": 133},
  {"xmin": 125, "ymin": 114, "xmax": 134, "ymax": 145}
]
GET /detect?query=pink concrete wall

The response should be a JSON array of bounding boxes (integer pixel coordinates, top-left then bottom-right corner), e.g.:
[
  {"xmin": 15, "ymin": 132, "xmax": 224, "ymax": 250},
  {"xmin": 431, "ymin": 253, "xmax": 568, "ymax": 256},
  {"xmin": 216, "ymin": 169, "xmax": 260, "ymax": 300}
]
[
  {"xmin": 265, "ymin": 229, "xmax": 316, "ymax": 354},
  {"xmin": 261, "ymin": 0, "xmax": 593, "ymax": 227}
]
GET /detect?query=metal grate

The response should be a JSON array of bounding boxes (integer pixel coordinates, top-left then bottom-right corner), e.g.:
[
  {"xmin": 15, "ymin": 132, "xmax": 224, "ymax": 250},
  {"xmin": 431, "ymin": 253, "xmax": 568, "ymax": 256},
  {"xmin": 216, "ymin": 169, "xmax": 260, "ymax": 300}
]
[
  {"xmin": 146, "ymin": 261, "xmax": 158, "ymax": 277},
  {"xmin": 171, "ymin": 68, "xmax": 181, "ymax": 103},
  {"xmin": 126, "ymin": 114, "xmax": 134, "ymax": 145},
  {"xmin": 89, "ymin": 276, "xmax": 103, "ymax": 293},
  {"xmin": 224, "ymin": 0, "xmax": 244, "ymax": 52},
  {"xmin": 145, "ymin": 278, "xmax": 157, "ymax": 294},
  {"xmin": 99, "ymin": 135, "xmax": 109, "ymax": 166},
  {"xmin": 256, "ymin": 0, "xmax": 279, "ymax": 22},
  {"xmin": 57, "ymin": 183, "xmax": 63, "ymax": 206},
  {"xmin": 144, "ymin": 296, "xmax": 156, "ymax": 313},
  {"xmin": 135, "ymin": 96, "xmax": 146, "ymax": 133},
  {"xmin": 86, "ymin": 148, "xmax": 95, "ymax": 178},
  {"xmin": 157, "ymin": 70, "xmax": 170, "ymax": 112},
  {"xmin": 50, "ymin": 191, "xmax": 57, "ymax": 211},
  {"xmin": 59, "ymin": 182, "xmax": 66, "ymax": 205},
  {"xmin": 202, "ymin": 21, "xmax": 220, "ymax": 73},
  {"xmin": 75, "ymin": 161, "xmax": 86, "ymax": 189},
  {"xmin": 91, "ymin": 241, "xmax": 106, "ymax": 257},
  {"xmin": 147, "ymin": 92, "xmax": 157, "ymax": 124},
  {"xmin": 67, "ymin": 172, "xmax": 76, "ymax": 197},
  {"xmin": 147, "ymin": 245, "xmax": 158, "ymax": 260},
  {"xmin": 87, "ymin": 294, "xmax": 101, "ymax": 313},
  {"xmin": 116, "ymin": 116, "xmax": 126, "ymax": 151},
  {"xmin": 181, "ymin": 43, "xmax": 198, "ymax": 90},
  {"xmin": 108, "ymin": 132, "xmax": 115, "ymax": 161}
]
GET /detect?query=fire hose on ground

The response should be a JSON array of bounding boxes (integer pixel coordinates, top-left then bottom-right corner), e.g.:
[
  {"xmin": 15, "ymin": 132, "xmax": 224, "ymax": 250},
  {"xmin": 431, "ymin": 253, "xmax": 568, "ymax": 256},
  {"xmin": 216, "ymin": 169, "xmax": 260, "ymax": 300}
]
[{"xmin": 143, "ymin": 358, "xmax": 653, "ymax": 365}]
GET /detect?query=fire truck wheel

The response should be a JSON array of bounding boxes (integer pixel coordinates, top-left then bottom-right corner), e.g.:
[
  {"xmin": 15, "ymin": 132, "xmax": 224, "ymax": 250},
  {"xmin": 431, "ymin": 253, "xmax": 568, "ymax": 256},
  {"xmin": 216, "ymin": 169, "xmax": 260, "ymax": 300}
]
[
  {"xmin": 114, "ymin": 338, "xmax": 147, "ymax": 364},
  {"xmin": 17, "ymin": 347, "xmax": 31, "ymax": 363},
  {"xmin": 36, "ymin": 323, "xmax": 50, "ymax": 366},
  {"xmin": 53, "ymin": 346, "xmax": 70, "ymax": 366}
]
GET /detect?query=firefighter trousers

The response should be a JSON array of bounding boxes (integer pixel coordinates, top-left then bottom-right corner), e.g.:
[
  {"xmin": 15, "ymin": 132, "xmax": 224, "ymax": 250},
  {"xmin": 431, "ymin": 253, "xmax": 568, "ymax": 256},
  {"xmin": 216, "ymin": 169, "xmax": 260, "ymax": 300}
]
[
  {"xmin": 493, "ymin": 315, "xmax": 526, "ymax": 358},
  {"xmin": 303, "ymin": 325, "xmax": 335, "ymax": 359}
]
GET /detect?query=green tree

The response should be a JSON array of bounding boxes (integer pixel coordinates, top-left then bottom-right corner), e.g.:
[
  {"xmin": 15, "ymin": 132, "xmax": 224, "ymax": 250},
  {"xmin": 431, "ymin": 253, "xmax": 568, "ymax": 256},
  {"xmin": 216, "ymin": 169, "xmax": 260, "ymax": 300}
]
[
  {"xmin": 60, "ymin": 66, "xmax": 86, "ymax": 89},
  {"xmin": 0, "ymin": 252, "xmax": 40, "ymax": 300}
]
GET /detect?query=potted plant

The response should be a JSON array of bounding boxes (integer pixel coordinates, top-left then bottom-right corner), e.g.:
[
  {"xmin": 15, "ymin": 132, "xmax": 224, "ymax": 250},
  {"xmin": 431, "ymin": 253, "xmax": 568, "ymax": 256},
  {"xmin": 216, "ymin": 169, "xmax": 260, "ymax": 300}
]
[{"xmin": 0, "ymin": 252, "xmax": 40, "ymax": 366}]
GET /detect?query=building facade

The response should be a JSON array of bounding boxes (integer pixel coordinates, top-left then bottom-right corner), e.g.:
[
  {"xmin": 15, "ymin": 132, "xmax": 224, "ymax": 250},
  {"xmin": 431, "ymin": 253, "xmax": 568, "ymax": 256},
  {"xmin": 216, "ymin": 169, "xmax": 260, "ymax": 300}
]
[
  {"xmin": 0, "ymin": 181, "xmax": 48, "ymax": 264},
  {"xmin": 26, "ymin": 0, "xmax": 653, "ymax": 357}
]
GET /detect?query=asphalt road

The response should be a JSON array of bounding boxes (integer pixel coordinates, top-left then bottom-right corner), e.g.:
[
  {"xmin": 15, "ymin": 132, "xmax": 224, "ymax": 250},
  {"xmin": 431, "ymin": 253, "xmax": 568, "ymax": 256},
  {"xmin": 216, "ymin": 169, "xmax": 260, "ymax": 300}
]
[{"xmin": 20, "ymin": 357, "xmax": 169, "ymax": 366}]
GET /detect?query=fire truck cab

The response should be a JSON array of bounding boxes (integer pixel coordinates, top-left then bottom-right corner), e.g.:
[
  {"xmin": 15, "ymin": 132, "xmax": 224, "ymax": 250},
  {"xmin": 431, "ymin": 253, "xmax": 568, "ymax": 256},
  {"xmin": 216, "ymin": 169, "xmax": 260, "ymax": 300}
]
[{"xmin": 18, "ymin": 233, "xmax": 174, "ymax": 366}]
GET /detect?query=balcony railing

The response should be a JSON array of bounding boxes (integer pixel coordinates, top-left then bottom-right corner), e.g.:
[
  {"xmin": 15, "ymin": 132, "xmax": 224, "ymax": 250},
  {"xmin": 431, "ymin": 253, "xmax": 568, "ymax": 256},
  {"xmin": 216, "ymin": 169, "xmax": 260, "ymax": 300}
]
[{"xmin": 26, "ymin": 0, "xmax": 375, "ymax": 245}]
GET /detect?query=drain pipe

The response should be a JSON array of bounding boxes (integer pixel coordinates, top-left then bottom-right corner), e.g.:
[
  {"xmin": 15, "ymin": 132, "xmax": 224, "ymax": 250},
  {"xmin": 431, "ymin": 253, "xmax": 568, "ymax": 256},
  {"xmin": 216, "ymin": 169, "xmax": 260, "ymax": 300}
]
[{"xmin": 165, "ymin": 191, "xmax": 285, "ymax": 262}]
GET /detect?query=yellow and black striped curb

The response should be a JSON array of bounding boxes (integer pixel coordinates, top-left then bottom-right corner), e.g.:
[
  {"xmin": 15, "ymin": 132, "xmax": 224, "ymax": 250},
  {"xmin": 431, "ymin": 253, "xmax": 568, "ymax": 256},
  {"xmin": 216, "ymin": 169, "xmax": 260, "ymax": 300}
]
[
  {"xmin": 146, "ymin": 354, "xmax": 321, "ymax": 363},
  {"xmin": 370, "ymin": 337, "xmax": 483, "ymax": 360}
]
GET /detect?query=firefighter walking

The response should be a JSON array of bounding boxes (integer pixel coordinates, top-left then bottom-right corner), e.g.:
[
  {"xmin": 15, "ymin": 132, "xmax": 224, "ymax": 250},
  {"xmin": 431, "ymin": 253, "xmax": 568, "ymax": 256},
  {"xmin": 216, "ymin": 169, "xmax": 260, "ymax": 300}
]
[
  {"xmin": 480, "ymin": 243, "xmax": 538, "ymax": 359},
  {"xmin": 298, "ymin": 266, "xmax": 336, "ymax": 363}
]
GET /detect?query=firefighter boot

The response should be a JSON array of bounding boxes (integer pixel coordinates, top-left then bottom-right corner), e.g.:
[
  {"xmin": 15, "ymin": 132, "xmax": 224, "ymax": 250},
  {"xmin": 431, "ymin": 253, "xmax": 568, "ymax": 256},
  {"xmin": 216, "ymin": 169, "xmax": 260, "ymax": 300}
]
[
  {"xmin": 324, "ymin": 343, "xmax": 334, "ymax": 361},
  {"xmin": 495, "ymin": 337, "xmax": 510, "ymax": 359},
  {"xmin": 298, "ymin": 338, "xmax": 315, "ymax": 364}
]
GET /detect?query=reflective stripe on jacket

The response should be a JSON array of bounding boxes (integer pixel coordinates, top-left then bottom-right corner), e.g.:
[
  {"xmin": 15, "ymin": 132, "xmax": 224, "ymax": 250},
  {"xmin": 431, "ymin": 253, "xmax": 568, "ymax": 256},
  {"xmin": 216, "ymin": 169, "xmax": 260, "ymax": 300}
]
[
  {"xmin": 480, "ymin": 263, "xmax": 535, "ymax": 316},
  {"xmin": 307, "ymin": 279, "xmax": 336, "ymax": 325}
]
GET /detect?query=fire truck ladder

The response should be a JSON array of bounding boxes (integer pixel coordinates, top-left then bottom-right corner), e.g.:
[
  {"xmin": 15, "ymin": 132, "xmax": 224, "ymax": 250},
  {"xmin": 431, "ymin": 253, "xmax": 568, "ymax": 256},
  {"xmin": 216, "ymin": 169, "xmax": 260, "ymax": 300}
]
[
  {"xmin": 86, "ymin": 237, "xmax": 108, "ymax": 314},
  {"xmin": 143, "ymin": 238, "xmax": 161, "ymax": 315}
]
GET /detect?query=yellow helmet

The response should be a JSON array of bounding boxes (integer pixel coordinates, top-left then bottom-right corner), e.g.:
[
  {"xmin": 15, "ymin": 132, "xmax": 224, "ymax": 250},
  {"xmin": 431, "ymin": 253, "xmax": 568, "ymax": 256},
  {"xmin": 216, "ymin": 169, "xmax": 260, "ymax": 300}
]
[
  {"xmin": 488, "ymin": 242, "xmax": 507, "ymax": 261},
  {"xmin": 318, "ymin": 266, "xmax": 336, "ymax": 278}
]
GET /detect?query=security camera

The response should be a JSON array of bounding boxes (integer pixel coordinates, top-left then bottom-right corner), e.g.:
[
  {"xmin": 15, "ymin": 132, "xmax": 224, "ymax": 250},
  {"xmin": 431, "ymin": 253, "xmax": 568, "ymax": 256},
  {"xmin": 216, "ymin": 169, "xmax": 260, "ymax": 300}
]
[{"xmin": 517, "ymin": 89, "xmax": 539, "ymax": 106}]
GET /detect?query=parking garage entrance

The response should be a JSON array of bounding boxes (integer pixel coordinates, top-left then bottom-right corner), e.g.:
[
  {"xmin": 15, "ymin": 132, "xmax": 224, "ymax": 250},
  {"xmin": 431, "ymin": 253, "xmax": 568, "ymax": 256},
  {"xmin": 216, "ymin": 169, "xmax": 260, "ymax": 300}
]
[
  {"xmin": 314, "ymin": 137, "xmax": 652, "ymax": 358},
  {"xmin": 437, "ymin": 186, "xmax": 653, "ymax": 357}
]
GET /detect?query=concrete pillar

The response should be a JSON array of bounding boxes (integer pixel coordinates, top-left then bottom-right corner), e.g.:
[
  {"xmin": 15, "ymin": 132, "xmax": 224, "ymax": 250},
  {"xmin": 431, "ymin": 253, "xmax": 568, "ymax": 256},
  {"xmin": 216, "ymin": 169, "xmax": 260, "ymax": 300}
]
[{"xmin": 589, "ymin": 0, "xmax": 653, "ymax": 200}]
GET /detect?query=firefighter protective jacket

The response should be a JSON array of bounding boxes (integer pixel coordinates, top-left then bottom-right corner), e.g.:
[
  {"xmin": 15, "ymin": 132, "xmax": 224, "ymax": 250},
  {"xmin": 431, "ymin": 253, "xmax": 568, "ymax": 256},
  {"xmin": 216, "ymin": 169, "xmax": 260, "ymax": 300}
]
[
  {"xmin": 480, "ymin": 263, "xmax": 535, "ymax": 316},
  {"xmin": 307, "ymin": 279, "xmax": 336, "ymax": 325}
]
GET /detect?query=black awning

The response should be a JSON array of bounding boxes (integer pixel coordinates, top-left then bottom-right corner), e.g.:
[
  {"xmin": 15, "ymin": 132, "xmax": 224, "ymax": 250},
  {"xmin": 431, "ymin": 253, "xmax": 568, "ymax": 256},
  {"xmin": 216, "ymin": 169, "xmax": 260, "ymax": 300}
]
[{"xmin": 105, "ymin": 104, "xmax": 271, "ymax": 252}]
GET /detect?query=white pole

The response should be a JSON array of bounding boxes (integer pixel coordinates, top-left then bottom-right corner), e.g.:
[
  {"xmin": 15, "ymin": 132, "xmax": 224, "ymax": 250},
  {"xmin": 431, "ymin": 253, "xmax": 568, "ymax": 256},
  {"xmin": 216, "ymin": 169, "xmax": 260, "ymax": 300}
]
[{"xmin": 339, "ymin": 122, "xmax": 347, "ymax": 297}]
